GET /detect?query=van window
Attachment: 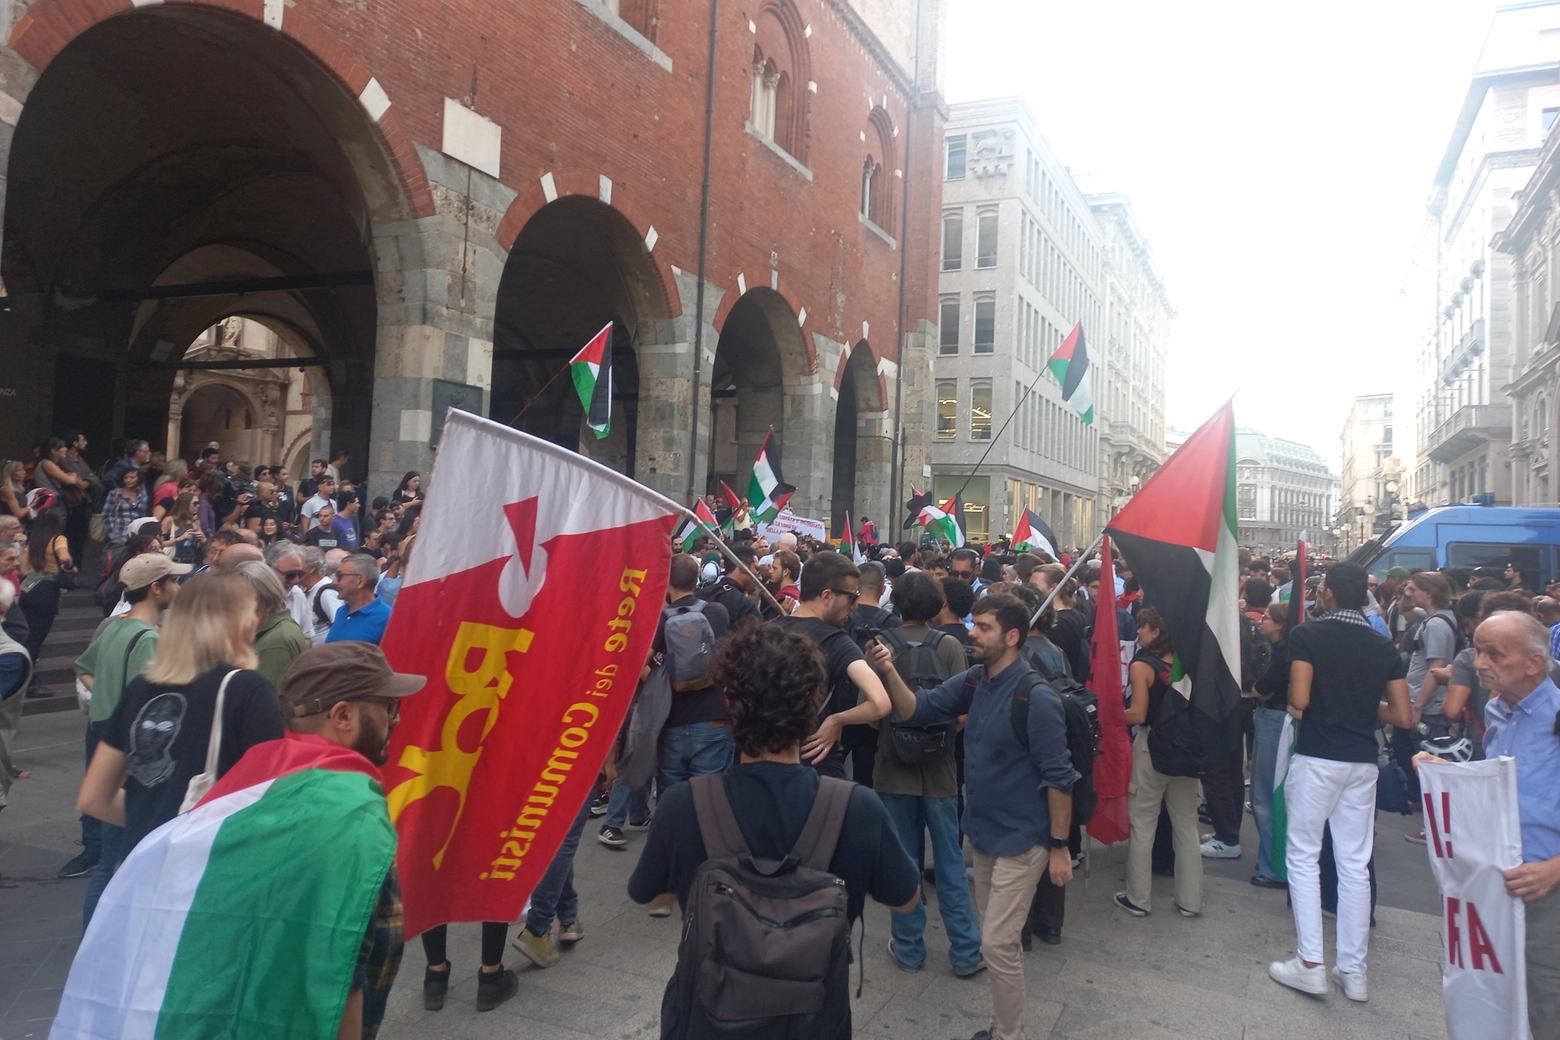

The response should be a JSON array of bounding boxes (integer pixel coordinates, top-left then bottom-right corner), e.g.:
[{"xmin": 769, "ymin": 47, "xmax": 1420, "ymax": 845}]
[
  {"xmin": 1372, "ymin": 548, "xmax": 1434, "ymax": 577},
  {"xmin": 1445, "ymin": 543, "xmax": 1550, "ymax": 587}
]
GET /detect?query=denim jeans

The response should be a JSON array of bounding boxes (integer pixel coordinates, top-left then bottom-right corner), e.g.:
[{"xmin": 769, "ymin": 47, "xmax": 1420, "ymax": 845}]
[
  {"xmin": 1250, "ymin": 705, "xmax": 1286, "ymax": 880},
  {"xmin": 82, "ymin": 823, "xmax": 125, "ymax": 928},
  {"xmin": 656, "ymin": 721, "xmax": 734, "ymax": 794},
  {"xmin": 81, "ymin": 724, "xmax": 101, "ymax": 862},
  {"xmin": 603, "ymin": 777, "xmax": 650, "ymax": 829},
  {"xmin": 879, "ymin": 793, "xmax": 982, "ymax": 973},
  {"xmin": 527, "ymin": 798, "xmax": 591, "ymax": 935}
]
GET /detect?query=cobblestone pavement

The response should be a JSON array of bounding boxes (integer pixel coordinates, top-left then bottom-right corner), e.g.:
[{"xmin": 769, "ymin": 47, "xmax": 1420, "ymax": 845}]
[{"xmin": 2, "ymin": 710, "xmax": 1449, "ymax": 1040}]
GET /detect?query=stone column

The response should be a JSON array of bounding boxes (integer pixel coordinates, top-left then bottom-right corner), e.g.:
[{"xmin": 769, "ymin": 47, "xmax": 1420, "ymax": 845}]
[
  {"xmin": 635, "ymin": 270, "xmax": 724, "ymax": 504},
  {"xmin": 367, "ymin": 144, "xmax": 513, "ymax": 497}
]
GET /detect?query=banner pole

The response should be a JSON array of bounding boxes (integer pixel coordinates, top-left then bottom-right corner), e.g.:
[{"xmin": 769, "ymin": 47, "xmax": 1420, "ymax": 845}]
[
  {"xmin": 1028, "ymin": 531, "xmax": 1105, "ymax": 631},
  {"xmin": 506, "ymin": 364, "xmax": 569, "ymax": 427},
  {"xmin": 677, "ymin": 507, "xmax": 789, "ymax": 618}
]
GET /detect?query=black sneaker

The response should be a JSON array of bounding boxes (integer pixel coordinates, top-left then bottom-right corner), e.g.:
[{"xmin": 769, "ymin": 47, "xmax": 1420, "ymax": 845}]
[
  {"xmin": 589, "ymin": 790, "xmax": 611, "ymax": 817},
  {"xmin": 476, "ymin": 967, "xmax": 518, "ymax": 1012},
  {"xmin": 423, "ymin": 963, "xmax": 450, "ymax": 1011},
  {"xmin": 597, "ymin": 826, "xmax": 628, "ymax": 848},
  {"xmin": 627, "ymin": 815, "xmax": 653, "ymax": 832},
  {"xmin": 1113, "ymin": 892, "xmax": 1149, "ymax": 917},
  {"xmin": 25, "ymin": 679, "xmax": 52, "ymax": 699},
  {"xmin": 1037, "ymin": 926, "xmax": 1062, "ymax": 945},
  {"xmin": 58, "ymin": 851, "xmax": 98, "ymax": 879}
]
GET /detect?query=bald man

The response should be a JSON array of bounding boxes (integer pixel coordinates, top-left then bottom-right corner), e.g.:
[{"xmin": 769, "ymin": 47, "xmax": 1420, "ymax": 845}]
[{"xmin": 217, "ymin": 543, "xmax": 265, "ymax": 571}]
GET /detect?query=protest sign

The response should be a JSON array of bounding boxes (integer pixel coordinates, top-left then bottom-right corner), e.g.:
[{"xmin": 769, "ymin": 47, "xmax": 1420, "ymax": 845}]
[{"xmin": 757, "ymin": 510, "xmax": 827, "ymax": 542}]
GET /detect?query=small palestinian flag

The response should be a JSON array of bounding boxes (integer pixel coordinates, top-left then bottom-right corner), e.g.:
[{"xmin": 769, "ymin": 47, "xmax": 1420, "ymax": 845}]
[
  {"xmin": 842, "ymin": 511, "xmax": 866, "ymax": 563},
  {"xmin": 919, "ymin": 493, "xmax": 966, "ymax": 548},
  {"xmin": 719, "ymin": 480, "xmax": 743, "ymax": 513},
  {"xmin": 903, "ymin": 487, "xmax": 933, "ymax": 529},
  {"xmin": 747, "ymin": 427, "xmax": 796, "ymax": 523},
  {"xmin": 570, "ymin": 322, "xmax": 614, "ymax": 439},
  {"xmin": 1105, "ymin": 399, "xmax": 1241, "ymax": 766},
  {"xmin": 1047, "ymin": 323, "xmax": 1094, "ymax": 426},
  {"xmin": 52, "ymin": 734, "xmax": 397, "ymax": 1040},
  {"xmin": 1011, "ymin": 508, "xmax": 1058, "ymax": 559},
  {"xmin": 675, "ymin": 497, "xmax": 722, "ymax": 547}
]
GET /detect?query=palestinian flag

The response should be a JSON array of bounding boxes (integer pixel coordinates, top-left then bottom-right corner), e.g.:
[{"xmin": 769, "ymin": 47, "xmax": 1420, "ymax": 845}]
[
  {"xmin": 53, "ymin": 733, "xmax": 397, "ymax": 1040},
  {"xmin": 570, "ymin": 321, "xmax": 614, "ymax": 439},
  {"xmin": 719, "ymin": 480, "xmax": 743, "ymax": 514},
  {"xmin": 1011, "ymin": 508, "xmax": 1058, "ymax": 559},
  {"xmin": 842, "ymin": 512, "xmax": 866, "ymax": 563},
  {"xmin": 675, "ymin": 497, "xmax": 722, "ymax": 548},
  {"xmin": 1047, "ymin": 323, "xmax": 1094, "ymax": 426},
  {"xmin": 1269, "ymin": 538, "xmax": 1308, "ymax": 881},
  {"xmin": 903, "ymin": 487, "xmax": 933, "ymax": 529},
  {"xmin": 918, "ymin": 493, "xmax": 966, "ymax": 548},
  {"xmin": 746, "ymin": 427, "xmax": 796, "ymax": 523},
  {"xmin": 1105, "ymin": 400, "xmax": 1241, "ymax": 766}
]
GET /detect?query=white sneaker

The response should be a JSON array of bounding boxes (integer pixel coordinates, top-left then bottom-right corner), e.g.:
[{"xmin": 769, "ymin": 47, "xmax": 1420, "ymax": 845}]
[
  {"xmin": 1331, "ymin": 966, "xmax": 1368, "ymax": 1002},
  {"xmin": 1268, "ymin": 956, "xmax": 1327, "ymax": 995},
  {"xmin": 1200, "ymin": 838, "xmax": 1242, "ymax": 859}
]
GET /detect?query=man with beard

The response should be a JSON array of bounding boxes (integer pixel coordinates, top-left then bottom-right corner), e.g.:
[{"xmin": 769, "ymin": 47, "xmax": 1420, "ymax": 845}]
[{"xmin": 278, "ymin": 642, "xmax": 426, "ymax": 1034}]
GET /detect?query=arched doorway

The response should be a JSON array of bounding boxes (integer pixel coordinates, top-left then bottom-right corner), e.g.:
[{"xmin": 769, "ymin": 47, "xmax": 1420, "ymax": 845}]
[
  {"xmin": 1, "ymin": 6, "xmax": 405, "ymax": 469},
  {"xmin": 830, "ymin": 341, "xmax": 888, "ymax": 535},
  {"xmin": 492, "ymin": 197, "xmax": 669, "ymax": 478},
  {"xmin": 709, "ymin": 289, "xmax": 809, "ymax": 502}
]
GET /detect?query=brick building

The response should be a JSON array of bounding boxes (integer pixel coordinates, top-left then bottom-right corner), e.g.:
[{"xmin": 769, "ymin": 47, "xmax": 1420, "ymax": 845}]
[{"xmin": 0, "ymin": 0, "xmax": 946, "ymax": 518}]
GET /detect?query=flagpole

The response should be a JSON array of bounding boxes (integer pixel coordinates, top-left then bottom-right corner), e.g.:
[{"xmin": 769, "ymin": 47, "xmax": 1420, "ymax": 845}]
[
  {"xmin": 506, "ymin": 363, "xmax": 569, "ymax": 427},
  {"xmin": 676, "ymin": 506, "xmax": 789, "ymax": 618},
  {"xmin": 1028, "ymin": 531, "xmax": 1105, "ymax": 630}
]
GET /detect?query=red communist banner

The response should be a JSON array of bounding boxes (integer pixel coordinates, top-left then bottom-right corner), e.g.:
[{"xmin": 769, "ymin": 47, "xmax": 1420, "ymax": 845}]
[{"xmin": 380, "ymin": 411, "xmax": 679, "ymax": 936}]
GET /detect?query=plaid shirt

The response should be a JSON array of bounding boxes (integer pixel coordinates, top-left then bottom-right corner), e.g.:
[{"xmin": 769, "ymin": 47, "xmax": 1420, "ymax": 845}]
[
  {"xmin": 101, "ymin": 487, "xmax": 148, "ymax": 543},
  {"xmin": 1550, "ymin": 621, "xmax": 1560, "ymax": 662},
  {"xmin": 356, "ymin": 866, "xmax": 404, "ymax": 1040}
]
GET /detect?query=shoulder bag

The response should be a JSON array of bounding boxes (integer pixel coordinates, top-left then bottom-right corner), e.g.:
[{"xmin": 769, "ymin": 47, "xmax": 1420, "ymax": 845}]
[{"xmin": 179, "ymin": 669, "xmax": 240, "ymax": 813}]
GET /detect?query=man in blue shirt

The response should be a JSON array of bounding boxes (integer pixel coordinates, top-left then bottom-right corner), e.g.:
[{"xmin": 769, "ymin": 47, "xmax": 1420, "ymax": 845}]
[
  {"xmin": 872, "ymin": 591, "xmax": 1077, "ymax": 1040},
  {"xmin": 327, "ymin": 553, "xmax": 393, "ymax": 645},
  {"xmin": 1469, "ymin": 611, "xmax": 1560, "ymax": 1040}
]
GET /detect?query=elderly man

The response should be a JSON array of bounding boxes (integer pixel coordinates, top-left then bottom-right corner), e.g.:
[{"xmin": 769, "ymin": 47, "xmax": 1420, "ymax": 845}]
[
  {"xmin": 300, "ymin": 545, "xmax": 345, "ymax": 647},
  {"xmin": 328, "ymin": 553, "xmax": 393, "ymax": 645},
  {"xmin": 1420, "ymin": 611, "xmax": 1560, "ymax": 1039},
  {"xmin": 266, "ymin": 542, "xmax": 316, "ymax": 645}
]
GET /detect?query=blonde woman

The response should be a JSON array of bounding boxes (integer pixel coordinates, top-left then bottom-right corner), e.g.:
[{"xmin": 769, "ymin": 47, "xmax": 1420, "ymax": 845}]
[
  {"xmin": 1, "ymin": 460, "xmax": 27, "ymax": 520},
  {"xmin": 76, "ymin": 572, "xmax": 284, "ymax": 856}
]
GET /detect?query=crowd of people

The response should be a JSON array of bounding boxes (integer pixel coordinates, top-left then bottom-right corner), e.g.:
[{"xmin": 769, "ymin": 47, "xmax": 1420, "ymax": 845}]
[{"xmin": 5, "ymin": 446, "xmax": 1559, "ymax": 1040}]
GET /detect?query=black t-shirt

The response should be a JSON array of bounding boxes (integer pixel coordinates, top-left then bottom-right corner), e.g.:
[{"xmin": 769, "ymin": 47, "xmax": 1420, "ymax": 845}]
[
  {"xmin": 305, "ymin": 527, "xmax": 343, "ymax": 550},
  {"xmin": 1288, "ymin": 618, "xmax": 1407, "ymax": 764},
  {"xmin": 1254, "ymin": 641, "xmax": 1291, "ymax": 710},
  {"xmin": 1051, "ymin": 607, "xmax": 1091, "ymax": 682},
  {"xmin": 243, "ymin": 502, "xmax": 280, "ymax": 529},
  {"xmin": 771, "ymin": 615, "xmax": 864, "ymax": 712},
  {"xmin": 658, "ymin": 595, "xmax": 731, "ymax": 729},
  {"xmin": 626, "ymin": 762, "xmax": 919, "ymax": 920},
  {"xmin": 102, "ymin": 665, "xmax": 286, "ymax": 852}
]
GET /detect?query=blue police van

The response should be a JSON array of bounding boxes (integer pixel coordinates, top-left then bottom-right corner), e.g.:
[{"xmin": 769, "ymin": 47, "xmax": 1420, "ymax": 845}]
[{"xmin": 1348, "ymin": 505, "xmax": 1560, "ymax": 586}]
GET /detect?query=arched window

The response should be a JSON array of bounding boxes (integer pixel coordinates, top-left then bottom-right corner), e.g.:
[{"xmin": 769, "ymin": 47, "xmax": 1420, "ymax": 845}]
[
  {"xmin": 861, "ymin": 106, "xmax": 896, "ymax": 230},
  {"xmin": 750, "ymin": 0, "xmax": 810, "ymax": 161},
  {"xmin": 860, "ymin": 156, "xmax": 880, "ymax": 220}
]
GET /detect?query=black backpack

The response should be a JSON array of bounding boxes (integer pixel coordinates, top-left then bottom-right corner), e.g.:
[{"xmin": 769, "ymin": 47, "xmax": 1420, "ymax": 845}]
[
  {"xmin": 662, "ymin": 775, "xmax": 855, "ymax": 1040},
  {"xmin": 1239, "ymin": 613, "xmax": 1271, "ymax": 692},
  {"xmin": 877, "ymin": 628, "xmax": 956, "ymax": 764},
  {"xmin": 1137, "ymin": 649, "xmax": 1218, "ymax": 778},
  {"xmin": 961, "ymin": 664, "xmax": 1099, "ymax": 825},
  {"xmin": 93, "ymin": 541, "xmax": 129, "ymax": 613}
]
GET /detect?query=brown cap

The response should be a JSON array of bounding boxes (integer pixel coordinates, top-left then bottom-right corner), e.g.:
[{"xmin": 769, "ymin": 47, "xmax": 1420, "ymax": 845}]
[
  {"xmin": 120, "ymin": 553, "xmax": 192, "ymax": 591},
  {"xmin": 278, "ymin": 641, "xmax": 426, "ymax": 718}
]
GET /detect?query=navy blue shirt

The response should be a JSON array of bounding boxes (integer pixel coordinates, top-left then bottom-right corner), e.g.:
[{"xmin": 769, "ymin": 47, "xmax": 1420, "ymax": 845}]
[
  {"xmin": 908, "ymin": 659, "xmax": 1079, "ymax": 858},
  {"xmin": 327, "ymin": 597, "xmax": 393, "ymax": 646}
]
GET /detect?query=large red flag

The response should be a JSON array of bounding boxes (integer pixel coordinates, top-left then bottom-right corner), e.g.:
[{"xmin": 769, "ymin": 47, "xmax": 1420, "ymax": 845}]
[
  {"xmin": 1086, "ymin": 536, "xmax": 1132, "ymax": 845},
  {"xmin": 380, "ymin": 410, "xmax": 679, "ymax": 936}
]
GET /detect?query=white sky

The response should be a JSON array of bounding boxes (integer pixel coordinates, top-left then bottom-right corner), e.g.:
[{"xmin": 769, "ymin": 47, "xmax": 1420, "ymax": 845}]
[{"xmin": 943, "ymin": 0, "xmax": 1506, "ymax": 470}]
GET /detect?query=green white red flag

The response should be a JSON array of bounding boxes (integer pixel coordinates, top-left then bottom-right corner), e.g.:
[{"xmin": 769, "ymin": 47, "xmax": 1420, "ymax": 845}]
[
  {"xmin": 380, "ymin": 410, "xmax": 678, "ymax": 935},
  {"xmin": 1047, "ymin": 323, "xmax": 1094, "ymax": 426},
  {"xmin": 746, "ymin": 427, "xmax": 795, "ymax": 522},
  {"xmin": 570, "ymin": 322, "xmax": 613, "ymax": 439}
]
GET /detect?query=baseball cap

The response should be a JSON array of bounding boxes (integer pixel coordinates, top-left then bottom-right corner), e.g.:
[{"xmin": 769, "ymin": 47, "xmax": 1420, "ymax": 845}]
[
  {"xmin": 1386, "ymin": 566, "xmax": 1412, "ymax": 580},
  {"xmin": 278, "ymin": 642, "xmax": 425, "ymax": 719},
  {"xmin": 128, "ymin": 516, "xmax": 162, "ymax": 538},
  {"xmin": 119, "ymin": 553, "xmax": 192, "ymax": 591}
]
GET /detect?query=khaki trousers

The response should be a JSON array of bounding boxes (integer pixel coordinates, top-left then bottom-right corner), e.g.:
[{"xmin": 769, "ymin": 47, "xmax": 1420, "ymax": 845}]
[
  {"xmin": 1125, "ymin": 728, "xmax": 1203, "ymax": 913},
  {"xmin": 972, "ymin": 844, "xmax": 1048, "ymax": 1040},
  {"xmin": 1530, "ymin": 885, "xmax": 1560, "ymax": 1040}
]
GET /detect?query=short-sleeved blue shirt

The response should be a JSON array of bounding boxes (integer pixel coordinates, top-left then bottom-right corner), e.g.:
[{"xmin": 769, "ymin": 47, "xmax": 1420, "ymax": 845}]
[
  {"xmin": 1484, "ymin": 678, "xmax": 1560, "ymax": 864},
  {"xmin": 326, "ymin": 597, "xmax": 392, "ymax": 646}
]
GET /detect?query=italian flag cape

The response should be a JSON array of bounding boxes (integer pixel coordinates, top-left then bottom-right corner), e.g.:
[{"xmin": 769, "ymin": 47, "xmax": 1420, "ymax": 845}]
[
  {"xmin": 1047, "ymin": 323, "xmax": 1094, "ymax": 426},
  {"xmin": 570, "ymin": 322, "xmax": 614, "ymax": 439},
  {"xmin": 52, "ymin": 734, "xmax": 397, "ymax": 1040},
  {"xmin": 746, "ymin": 427, "xmax": 795, "ymax": 523},
  {"xmin": 1105, "ymin": 400, "xmax": 1242, "ymax": 765}
]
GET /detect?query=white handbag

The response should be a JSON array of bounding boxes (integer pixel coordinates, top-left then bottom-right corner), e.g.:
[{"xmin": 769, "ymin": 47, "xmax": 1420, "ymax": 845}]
[{"xmin": 179, "ymin": 669, "xmax": 239, "ymax": 814}]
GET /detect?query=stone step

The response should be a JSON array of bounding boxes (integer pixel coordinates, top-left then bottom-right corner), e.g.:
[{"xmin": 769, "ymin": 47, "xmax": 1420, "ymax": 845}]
[{"xmin": 20, "ymin": 684, "xmax": 79, "ymax": 717}]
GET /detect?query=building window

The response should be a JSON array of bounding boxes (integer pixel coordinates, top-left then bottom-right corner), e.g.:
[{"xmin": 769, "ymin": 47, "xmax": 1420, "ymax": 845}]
[
  {"xmin": 976, "ymin": 210, "xmax": 998, "ymax": 268},
  {"xmin": 1382, "ymin": 424, "xmax": 1392, "ymax": 443},
  {"xmin": 749, "ymin": 51, "xmax": 780, "ymax": 139},
  {"xmin": 937, "ymin": 380, "xmax": 957, "ymax": 439},
  {"xmin": 860, "ymin": 158, "xmax": 879, "ymax": 220},
  {"xmin": 942, "ymin": 211, "xmax": 962, "ymax": 271},
  {"xmin": 862, "ymin": 106, "xmax": 896, "ymax": 229},
  {"xmin": 1545, "ymin": 107, "xmax": 1559, "ymax": 133},
  {"xmin": 939, "ymin": 298, "xmax": 960, "ymax": 355},
  {"xmin": 973, "ymin": 297, "xmax": 995, "ymax": 354},
  {"xmin": 970, "ymin": 381, "xmax": 992, "ymax": 440},
  {"xmin": 749, "ymin": 0, "xmax": 811, "ymax": 161},
  {"xmin": 946, "ymin": 136, "xmax": 966, "ymax": 180}
]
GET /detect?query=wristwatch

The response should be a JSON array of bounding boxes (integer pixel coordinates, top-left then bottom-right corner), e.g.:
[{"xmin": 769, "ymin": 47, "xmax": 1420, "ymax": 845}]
[{"xmin": 1049, "ymin": 836, "xmax": 1070, "ymax": 850}]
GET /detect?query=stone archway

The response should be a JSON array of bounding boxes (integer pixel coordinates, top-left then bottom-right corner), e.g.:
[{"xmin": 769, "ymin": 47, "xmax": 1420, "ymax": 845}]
[
  {"xmin": 830, "ymin": 341, "xmax": 889, "ymax": 535},
  {"xmin": 0, "ymin": 4, "xmax": 412, "ymax": 472},
  {"xmin": 492, "ymin": 196, "xmax": 672, "ymax": 481}
]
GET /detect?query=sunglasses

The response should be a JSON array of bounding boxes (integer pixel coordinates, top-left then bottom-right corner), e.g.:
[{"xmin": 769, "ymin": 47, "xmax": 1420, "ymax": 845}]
[
  {"xmin": 282, "ymin": 570, "xmax": 305, "ymax": 581},
  {"xmin": 827, "ymin": 587, "xmax": 861, "ymax": 602}
]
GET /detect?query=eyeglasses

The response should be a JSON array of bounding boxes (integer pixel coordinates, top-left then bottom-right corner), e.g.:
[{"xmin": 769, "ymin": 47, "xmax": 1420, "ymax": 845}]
[
  {"xmin": 371, "ymin": 697, "xmax": 400, "ymax": 721},
  {"xmin": 281, "ymin": 570, "xmax": 305, "ymax": 581},
  {"xmin": 827, "ymin": 587, "xmax": 861, "ymax": 602}
]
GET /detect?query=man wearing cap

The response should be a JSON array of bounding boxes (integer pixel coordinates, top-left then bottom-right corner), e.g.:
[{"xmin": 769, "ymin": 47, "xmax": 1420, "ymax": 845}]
[
  {"xmin": 279, "ymin": 642, "xmax": 451, "ymax": 1029},
  {"xmin": 70, "ymin": 553, "xmax": 189, "ymax": 917}
]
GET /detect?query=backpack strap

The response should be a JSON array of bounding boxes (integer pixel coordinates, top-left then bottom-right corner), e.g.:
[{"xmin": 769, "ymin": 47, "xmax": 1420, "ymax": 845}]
[
  {"xmin": 1010, "ymin": 673, "xmax": 1047, "ymax": 751},
  {"xmin": 791, "ymin": 776, "xmax": 854, "ymax": 871},
  {"xmin": 689, "ymin": 774, "xmax": 750, "ymax": 860}
]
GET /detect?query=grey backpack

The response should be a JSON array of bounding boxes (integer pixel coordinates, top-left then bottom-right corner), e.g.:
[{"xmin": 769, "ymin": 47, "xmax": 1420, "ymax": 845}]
[
  {"xmin": 663, "ymin": 600, "xmax": 718, "ymax": 693},
  {"xmin": 660, "ymin": 775, "xmax": 854, "ymax": 1040}
]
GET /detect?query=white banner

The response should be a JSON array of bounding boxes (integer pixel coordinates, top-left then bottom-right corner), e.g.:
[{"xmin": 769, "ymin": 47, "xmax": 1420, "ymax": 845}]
[
  {"xmin": 1415, "ymin": 757, "xmax": 1527, "ymax": 1040},
  {"xmin": 757, "ymin": 511, "xmax": 827, "ymax": 543}
]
